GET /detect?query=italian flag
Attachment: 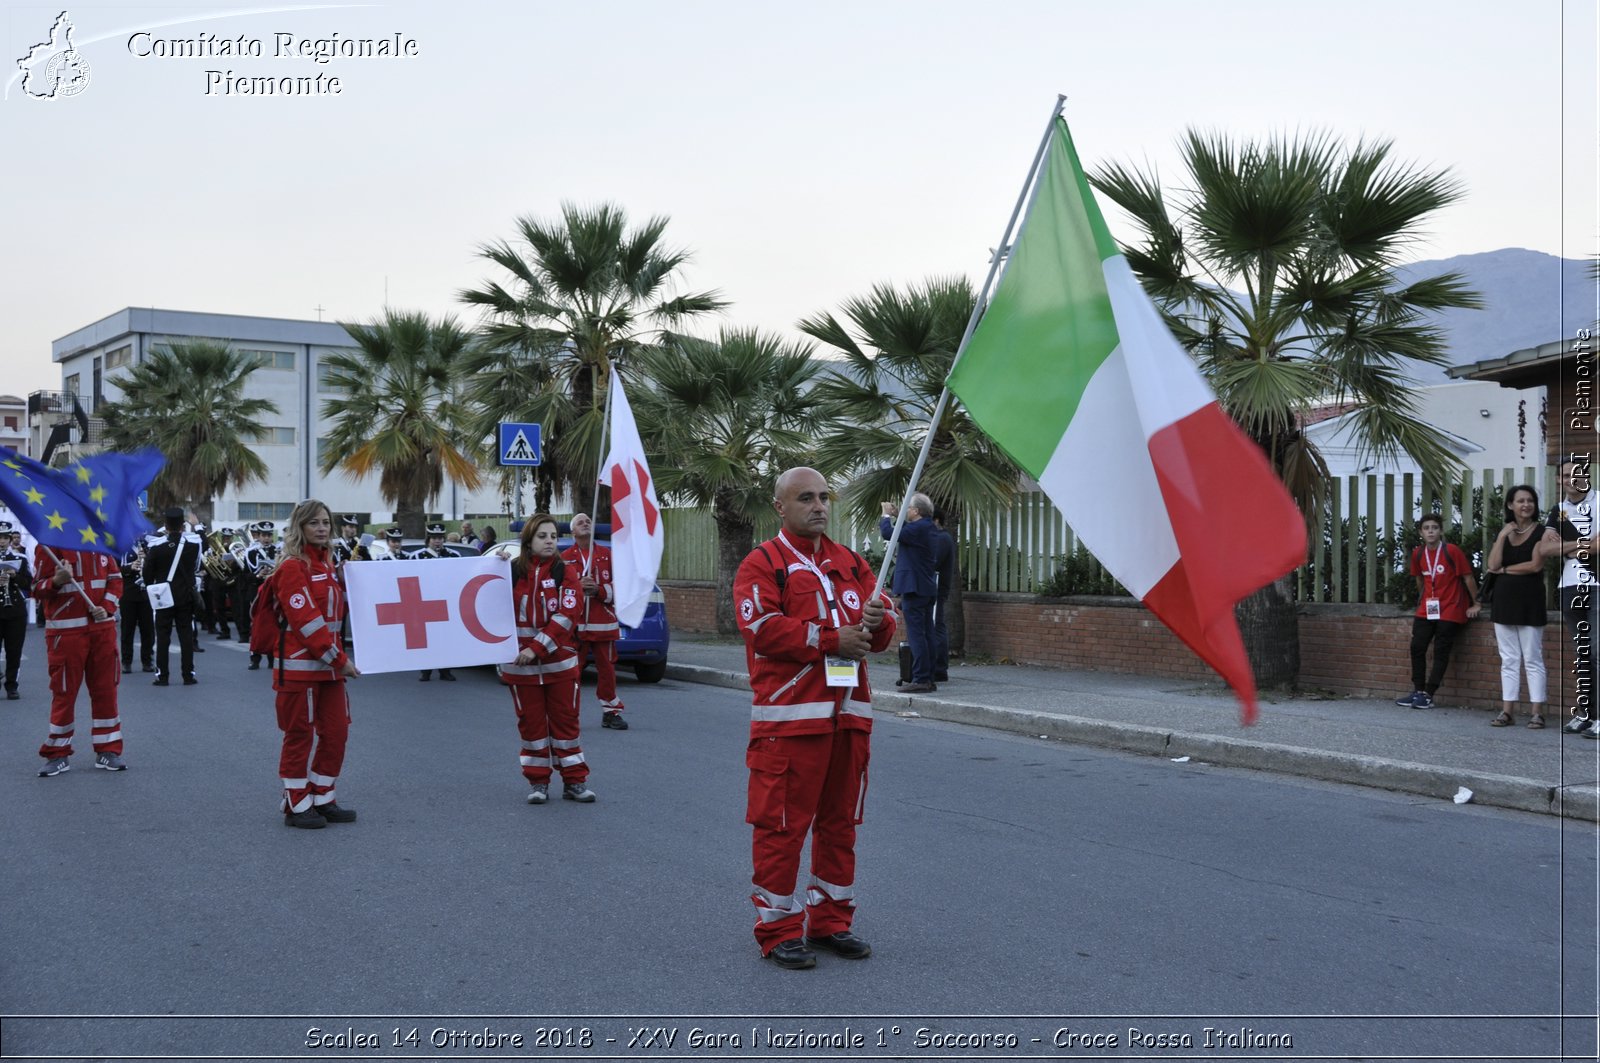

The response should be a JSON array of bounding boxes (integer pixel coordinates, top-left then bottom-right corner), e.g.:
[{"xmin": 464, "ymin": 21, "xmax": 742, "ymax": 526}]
[{"xmin": 947, "ymin": 118, "xmax": 1306, "ymax": 722}]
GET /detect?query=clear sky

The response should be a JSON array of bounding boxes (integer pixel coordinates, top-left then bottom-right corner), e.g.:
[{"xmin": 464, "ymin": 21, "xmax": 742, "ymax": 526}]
[{"xmin": 2, "ymin": 0, "xmax": 1595, "ymax": 398}]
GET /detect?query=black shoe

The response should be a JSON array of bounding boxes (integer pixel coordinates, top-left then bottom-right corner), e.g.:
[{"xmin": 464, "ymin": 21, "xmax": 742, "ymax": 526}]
[
  {"xmin": 315, "ymin": 802, "xmax": 357, "ymax": 823},
  {"xmin": 141, "ymin": 663, "xmax": 155, "ymax": 673},
  {"xmin": 151, "ymin": 677, "xmax": 168, "ymax": 686},
  {"xmin": 236, "ymin": 637, "xmax": 248, "ymax": 644},
  {"xmin": 193, "ymin": 644, "xmax": 205, "ymax": 653},
  {"xmin": 1562, "ymin": 715, "xmax": 1596, "ymax": 735},
  {"xmin": 284, "ymin": 809, "xmax": 327, "ymax": 829},
  {"xmin": 805, "ymin": 930, "xmax": 872, "ymax": 959},
  {"xmin": 122, "ymin": 662, "xmax": 132, "ymax": 674},
  {"xmin": 5, "ymin": 688, "xmax": 17, "ymax": 701},
  {"xmin": 182, "ymin": 676, "xmax": 198, "ymax": 686},
  {"xmin": 248, "ymin": 656, "xmax": 261, "ymax": 671},
  {"xmin": 216, "ymin": 632, "xmax": 231, "ymax": 640},
  {"xmin": 765, "ymin": 938, "xmax": 817, "ymax": 970},
  {"xmin": 419, "ymin": 672, "xmax": 431, "ymax": 682},
  {"xmin": 934, "ymin": 672, "xmax": 949, "ymax": 682},
  {"xmin": 899, "ymin": 682, "xmax": 935, "ymax": 694},
  {"xmin": 602, "ymin": 710, "xmax": 629, "ymax": 730},
  {"xmin": 439, "ymin": 670, "xmax": 456, "ymax": 681},
  {"xmin": 1584, "ymin": 725, "xmax": 1600, "ymax": 740}
]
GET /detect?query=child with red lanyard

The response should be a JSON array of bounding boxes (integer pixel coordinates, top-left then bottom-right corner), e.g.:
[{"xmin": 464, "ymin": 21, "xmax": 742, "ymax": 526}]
[
  {"xmin": 499, "ymin": 513, "xmax": 594, "ymax": 805},
  {"xmin": 1395, "ymin": 513, "xmax": 1480, "ymax": 709}
]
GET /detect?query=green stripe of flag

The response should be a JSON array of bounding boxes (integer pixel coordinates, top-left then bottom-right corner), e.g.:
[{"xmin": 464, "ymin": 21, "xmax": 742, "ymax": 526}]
[{"xmin": 948, "ymin": 118, "xmax": 1125, "ymax": 475}]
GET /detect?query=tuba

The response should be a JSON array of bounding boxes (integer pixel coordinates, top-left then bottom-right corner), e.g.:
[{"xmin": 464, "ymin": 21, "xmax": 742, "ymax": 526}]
[{"xmin": 203, "ymin": 533, "xmax": 240, "ymax": 586}]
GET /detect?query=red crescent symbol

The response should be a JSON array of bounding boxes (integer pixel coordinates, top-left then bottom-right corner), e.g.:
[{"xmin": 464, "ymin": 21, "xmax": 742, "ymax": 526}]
[{"xmin": 459, "ymin": 573, "xmax": 511, "ymax": 644}]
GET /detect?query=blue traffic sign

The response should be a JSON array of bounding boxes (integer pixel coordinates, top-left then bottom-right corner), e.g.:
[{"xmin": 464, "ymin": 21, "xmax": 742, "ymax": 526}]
[{"xmin": 497, "ymin": 422, "xmax": 542, "ymax": 467}]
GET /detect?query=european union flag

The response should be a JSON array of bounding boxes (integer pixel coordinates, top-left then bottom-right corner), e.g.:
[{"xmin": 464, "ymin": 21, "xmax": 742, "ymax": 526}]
[{"xmin": 0, "ymin": 447, "xmax": 165, "ymax": 558}]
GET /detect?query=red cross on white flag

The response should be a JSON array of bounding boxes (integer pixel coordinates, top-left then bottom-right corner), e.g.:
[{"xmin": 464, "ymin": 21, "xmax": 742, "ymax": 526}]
[{"xmin": 603, "ymin": 367, "xmax": 663, "ymax": 628}]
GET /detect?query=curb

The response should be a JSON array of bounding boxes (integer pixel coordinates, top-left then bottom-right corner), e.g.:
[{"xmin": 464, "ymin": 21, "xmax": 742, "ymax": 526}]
[{"xmin": 664, "ymin": 662, "xmax": 1599, "ymax": 823}]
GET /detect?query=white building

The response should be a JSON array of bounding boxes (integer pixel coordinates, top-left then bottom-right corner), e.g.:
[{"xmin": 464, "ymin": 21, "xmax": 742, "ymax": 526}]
[
  {"xmin": 0, "ymin": 395, "xmax": 26, "ymax": 456},
  {"xmin": 48, "ymin": 308, "xmax": 513, "ymax": 525}
]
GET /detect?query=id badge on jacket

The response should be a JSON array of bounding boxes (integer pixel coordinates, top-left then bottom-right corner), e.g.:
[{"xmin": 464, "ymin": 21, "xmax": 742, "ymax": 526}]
[
  {"xmin": 825, "ymin": 655, "xmax": 859, "ymax": 688},
  {"xmin": 1424, "ymin": 598, "xmax": 1441, "ymax": 620}
]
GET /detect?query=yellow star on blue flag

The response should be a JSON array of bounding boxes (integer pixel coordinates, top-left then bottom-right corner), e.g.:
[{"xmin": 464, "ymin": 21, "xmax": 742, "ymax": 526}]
[{"xmin": 0, "ymin": 447, "xmax": 164, "ymax": 559}]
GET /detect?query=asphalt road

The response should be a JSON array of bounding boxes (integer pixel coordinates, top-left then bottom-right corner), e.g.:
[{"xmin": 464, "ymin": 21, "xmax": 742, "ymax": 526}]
[{"xmin": 0, "ymin": 638, "xmax": 1595, "ymax": 1062}]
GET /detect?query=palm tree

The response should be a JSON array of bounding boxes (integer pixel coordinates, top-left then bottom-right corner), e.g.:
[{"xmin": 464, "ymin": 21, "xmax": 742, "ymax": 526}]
[
  {"xmin": 457, "ymin": 202, "xmax": 726, "ymax": 514},
  {"xmin": 800, "ymin": 277, "xmax": 1022, "ymax": 656},
  {"xmin": 1090, "ymin": 130, "xmax": 1482, "ymax": 685},
  {"xmin": 99, "ymin": 340, "xmax": 278, "ymax": 526},
  {"xmin": 319, "ymin": 310, "xmax": 482, "ymax": 536},
  {"xmin": 633, "ymin": 328, "xmax": 832, "ymax": 634}
]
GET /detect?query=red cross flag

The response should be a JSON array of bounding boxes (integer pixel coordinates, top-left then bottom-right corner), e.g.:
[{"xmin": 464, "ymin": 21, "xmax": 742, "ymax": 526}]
[
  {"xmin": 603, "ymin": 367, "xmax": 663, "ymax": 628},
  {"xmin": 343, "ymin": 555, "xmax": 517, "ymax": 673}
]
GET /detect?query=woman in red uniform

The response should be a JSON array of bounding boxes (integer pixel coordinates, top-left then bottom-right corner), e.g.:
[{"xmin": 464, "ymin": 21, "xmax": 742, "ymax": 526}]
[
  {"xmin": 267, "ymin": 499, "xmax": 361, "ymax": 829},
  {"xmin": 499, "ymin": 513, "xmax": 593, "ymax": 805}
]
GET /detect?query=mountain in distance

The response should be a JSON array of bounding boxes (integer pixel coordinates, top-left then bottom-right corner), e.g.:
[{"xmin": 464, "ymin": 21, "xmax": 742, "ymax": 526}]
[{"xmin": 1395, "ymin": 248, "xmax": 1595, "ymax": 383}]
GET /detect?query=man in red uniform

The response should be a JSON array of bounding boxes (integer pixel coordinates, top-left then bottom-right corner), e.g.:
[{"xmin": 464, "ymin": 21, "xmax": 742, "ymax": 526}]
[
  {"xmin": 1393, "ymin": 513, "xmax": 1481, "ymax": 710},
  {"xmin": 734, "ymin": 467, "xmax": 896, "ymax": 969},
  {"xmin": 34, "ymin": 546, "xmax": 125, "ymax": 775},
  {"xmin": 562, "ymin": 512, "xmax": 626, "ymax": 729}
]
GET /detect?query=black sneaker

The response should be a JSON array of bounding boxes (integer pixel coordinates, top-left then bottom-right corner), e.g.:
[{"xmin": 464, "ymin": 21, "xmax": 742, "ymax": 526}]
[
  {"xmin": 805, "ymin": 930, "xmax": 872, "ymax": 959},
  {"xmin": 4, "ymin": 687, "xmax": 17, "ymax": 701},
  {"xmin": 141, "ymin": 663, "xmax": 155, "ymax": 673},
  {"xmin": 602, "ymin": 710, "xmax": 629, "ymax": 730},
  {"xmin": 1394, "ymin": 691, "xmax": 1421, "ymax": 707},
  {"xmin": 151, "ymin": 677, "xmax": 168, "ymax": 686},
  {"xmin": 1562, "ymin": 715, "xmax": 1596, "ymax": 735},
  {"xmin": 315, "ymin": 802, "xmax": 357, "ymax": 823},
  {"xmin": 182, "ymin": 676, "xmax": 198, "ymax": 686},
  {"xmin": 284, "ymin": 809, "xmax": 327, "ymax": 829},
  {"xmin": 439, "ymin": 670, "xmax": 456, "ymax": 681},
  {"xmin": 248, "ymin": 656, "xmax": 261, "ymax": 671},
  {"xmin": 765, "ymin": 938, "xmax": 817, "ymax": 970}
]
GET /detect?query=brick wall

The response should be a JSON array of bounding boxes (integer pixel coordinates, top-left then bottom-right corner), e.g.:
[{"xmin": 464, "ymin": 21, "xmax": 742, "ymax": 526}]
[{"xmin": 662, "ymin": 582, "xmax": 1587, "ymax": 710}]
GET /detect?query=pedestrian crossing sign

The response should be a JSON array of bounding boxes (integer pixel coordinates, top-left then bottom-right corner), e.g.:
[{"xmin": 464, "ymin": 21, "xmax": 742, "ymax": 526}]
[{"xmin": 497, "ymin": 422, "xmax": 542, "ymax": 467}]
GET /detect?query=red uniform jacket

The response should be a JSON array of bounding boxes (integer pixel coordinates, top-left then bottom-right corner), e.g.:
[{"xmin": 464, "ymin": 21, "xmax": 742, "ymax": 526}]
[
  {"xmin": 33, "ymin": 547, "xmax": 121, "ymax": 634},
  {"xmin": 560, "ymin": 542, "xmax": 620, "ymax": 641},
  {"xmin": 265, "ymin": 545, "xmax": 348, "ymax": 686},
  {"xmin": 498, "ymin": 555, "xmax": 583, "ymax": 686},
  {"xmin": 734, "ymin": 532, "xmax": 897, "ymax": 738}
]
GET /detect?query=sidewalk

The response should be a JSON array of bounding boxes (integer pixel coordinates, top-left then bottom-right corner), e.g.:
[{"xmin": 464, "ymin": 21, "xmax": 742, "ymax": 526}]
[{"xmin": 665, "ymin": 632, "xmax": 1600, "ymax": 822}]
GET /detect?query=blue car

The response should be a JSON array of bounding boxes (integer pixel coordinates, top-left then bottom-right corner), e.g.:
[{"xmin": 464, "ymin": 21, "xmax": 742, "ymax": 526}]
[{"xmin": 489, "ymin": 524, "xmax": 670, "ymax": 684}]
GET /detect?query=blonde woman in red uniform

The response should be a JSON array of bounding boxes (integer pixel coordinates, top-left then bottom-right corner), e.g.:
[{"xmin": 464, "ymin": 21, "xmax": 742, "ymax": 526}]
[
  {"xmin": 499, "ymin": 513, "xmax": 594, "ymax": 805},
  {"xmin": 267, "ymin": 499, "xmax": 361, "ymax": 829}
]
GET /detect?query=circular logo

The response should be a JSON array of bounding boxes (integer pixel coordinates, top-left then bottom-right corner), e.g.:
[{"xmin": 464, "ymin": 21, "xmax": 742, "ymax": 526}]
[
  {"xmin": 45, "ymin": 50, "xmax": 91, "ymax": 97},
  {"xmin": 289, "ymin": 593, "xmax": 307, "ymax": 610},
  {"xmin": 842, "ymin": 589, "xmax": 861, "ymax": 610},
  {"xmin": 740, "ymin": 598, "xmax": 754, "ymax": 621},
  {"xmin": 562, "ymin": 588, "xmax": 578, "ymax": 610}
]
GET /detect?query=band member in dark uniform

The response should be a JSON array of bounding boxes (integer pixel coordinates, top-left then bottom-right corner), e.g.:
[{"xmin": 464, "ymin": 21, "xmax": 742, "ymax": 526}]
[
  {"xmin": 206, "ymin": 529, "xmax": 242, "ymax": 641},
  {"xmin": 409, "ymin": 523, "xmax": 456, "ymax": 682},
  {"xmin": 331, "ymin": 516, "xmax": 372, "ymax": 567},
  {"xmin": 0, "ymin": 520, "xmax": 31, "ymax": 700},
  {"xmin": 120, "ymin": 538, "xmax": 155, "ymax": 675},
  {"xmin": 244, "ymin": 520, "xmax": 279, "ymax": 670},
  {"xmin": 145, "ymin": 507, "xmax": 203, "ymax": 686}
]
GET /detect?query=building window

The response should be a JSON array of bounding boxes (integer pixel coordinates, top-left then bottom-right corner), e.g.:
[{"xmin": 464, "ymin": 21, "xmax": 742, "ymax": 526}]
[
  {"xmin": 65, "ymin": 374, "xmax": 80, "ymax": 396},
  {"xmin": 316, "ymin": 435, "xmax": 333, "ymax": 467},
  {"xmin": 242, "ymin": 427, "xmax": 296, "ymax": 446},
  {"xmin": 237, "ymin": 502, "xmax": 294, "ymax": 521},
  {"xmin": 241, "ymin": 348, "xmax": 296, "ymax": 371},
  {"xmin": 3, "ymin": 416, "xmax": 17, "ymax": 430},
  {"xmin": 316, "ymin": 361, "xmax": 352, "ymax": 393},
  {"xmin": 105, "ymin": 345, "xmax": 133, "ymax": 369}
]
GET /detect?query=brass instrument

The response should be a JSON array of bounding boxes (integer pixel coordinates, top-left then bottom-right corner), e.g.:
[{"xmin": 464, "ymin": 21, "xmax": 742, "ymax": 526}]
[{"xmin": 202, "ymin": 533, "xmax": 240, "ymax": 585}]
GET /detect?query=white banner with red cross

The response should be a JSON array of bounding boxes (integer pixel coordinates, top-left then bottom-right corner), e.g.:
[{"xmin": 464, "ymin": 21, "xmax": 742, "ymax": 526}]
[{"xmin": 344, "ymin": 555, "xmax": 519, "ymax": 673}]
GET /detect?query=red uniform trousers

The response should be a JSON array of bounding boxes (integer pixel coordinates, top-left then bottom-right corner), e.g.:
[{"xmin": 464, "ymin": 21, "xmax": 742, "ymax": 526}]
[
  {"xmin": 40, "ymin": 626, "xmax": 122, "ymax": 760},
  {"xmin": 511, "ymin": 680, "xmax": 587, "ymax": 785},
  {"xmin": 746, "ymin": 727, "xmax": 870, "ymax": 953},
  {"xmin": 275, "ymin": 680, "xmax": 349, "ymax": 814},
  {"xmin": 580, "ymin": 638, "xmax": 621, "ymax": 707}
]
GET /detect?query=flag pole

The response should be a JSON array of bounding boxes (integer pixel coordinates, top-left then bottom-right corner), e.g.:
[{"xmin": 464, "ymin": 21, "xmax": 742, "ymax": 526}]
[
  {"xmin": 584, "ymin": 363, "xmax": 618, "ymax": 580},
  {"xmin": 871, "ymin": 94, "xmax": 1067, "ymax": 600}
]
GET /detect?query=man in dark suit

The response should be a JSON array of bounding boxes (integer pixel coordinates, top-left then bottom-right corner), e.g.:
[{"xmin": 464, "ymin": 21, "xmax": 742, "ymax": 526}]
[
  {"xmin": 145, "ymin": 507, "xmax": 202, "ymax": 686},
  {"xmin": 930, "ymin": 512, "xmax": 955, "ymax": 684},
  {"xmin": 881, "ymin": 493, "xmax": 940, "ymax": 693},
  {"xmin": 0, "ymin": 520, "xmax": 31, "ymax": 699}
]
